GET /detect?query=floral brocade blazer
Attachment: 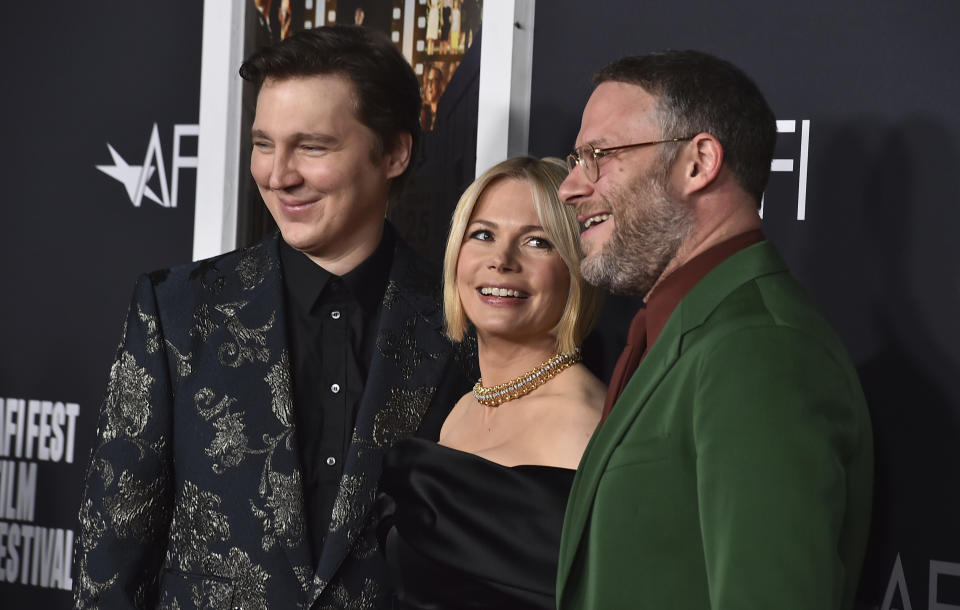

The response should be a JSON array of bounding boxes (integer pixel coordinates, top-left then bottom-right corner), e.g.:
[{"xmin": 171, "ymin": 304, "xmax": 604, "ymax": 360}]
[{"xmin": 74, "ymin": 233, "xmax": 473, "ymax": 609}]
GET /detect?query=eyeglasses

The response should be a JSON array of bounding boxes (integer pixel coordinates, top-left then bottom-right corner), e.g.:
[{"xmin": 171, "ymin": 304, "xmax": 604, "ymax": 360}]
[{"xmin": 566, "ymin": 136, "xmax": 695, "ymax": 183}]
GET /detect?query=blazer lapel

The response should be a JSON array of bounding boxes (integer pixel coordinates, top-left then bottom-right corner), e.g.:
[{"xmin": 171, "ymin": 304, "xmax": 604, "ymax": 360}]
[
  {"xmin": 557, "ymin": 241, "xmax": 789, "ymax": 602},
  {"xmin": 557, "ymin": 316, "xmax": 685, "ymax": 597},
  {"xmin": 311, "ymin": 240, "xmax": 451, "ymax": 596},
  {"xmin": 211, "ymin": 235, "xmax": 315, "ymax": 585}
]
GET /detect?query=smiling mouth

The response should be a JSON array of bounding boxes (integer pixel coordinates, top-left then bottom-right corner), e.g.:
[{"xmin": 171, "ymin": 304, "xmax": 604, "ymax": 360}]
[
  {"xmin": 478, "ymin": 286, "xmax": 526, "ymax": 298},
  {"xmin": 583, "ymin": 213, "xmax": 611, "ymax": 230},
  {"xmin": 278, "ymin": 199, "xmax": 315, "ymax": 208}
]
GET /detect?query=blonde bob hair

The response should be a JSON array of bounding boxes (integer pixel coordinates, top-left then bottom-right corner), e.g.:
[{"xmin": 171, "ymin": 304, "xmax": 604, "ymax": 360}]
[{"xmin": 443, "ymin": 156, "xmax": 603, "ymax": 353}]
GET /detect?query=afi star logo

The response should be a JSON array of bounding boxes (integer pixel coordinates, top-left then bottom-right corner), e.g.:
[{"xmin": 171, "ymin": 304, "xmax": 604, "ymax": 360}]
[{"xmin": 96, "ymin": 123, "xmax": 199, "ymax": 208}]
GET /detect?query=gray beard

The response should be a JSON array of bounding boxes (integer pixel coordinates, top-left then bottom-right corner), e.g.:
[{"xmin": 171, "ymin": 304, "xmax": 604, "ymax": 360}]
[{"xmin": 580, "ymin": 171, "xmax": 693, "ymax": 297}]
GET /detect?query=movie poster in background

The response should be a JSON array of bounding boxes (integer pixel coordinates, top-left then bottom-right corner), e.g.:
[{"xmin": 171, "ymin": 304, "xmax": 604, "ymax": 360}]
[
  {"xmin": 240, "ymin": 0, "xmax": 483, "ymax": 259},
  {"xmin": 0, "ymin": 2, "xmax": 202, "ymax": 606},
  {"xmin": 529, "ymin": 3, "xmax": 960, "ymax": 608},
  {"xmin": 392, "ymin": 0, "xmax": 483, "ymax": 260}
]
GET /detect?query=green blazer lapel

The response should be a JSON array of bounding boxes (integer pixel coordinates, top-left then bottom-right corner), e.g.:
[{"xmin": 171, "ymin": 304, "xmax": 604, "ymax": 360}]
[
  {"xmin": 558, "ymin": 241, "xmax": 788, "ymax": 603},
  {"xmin": 557, "ymin": 315, "xmax": 685, "ymax": 599}
]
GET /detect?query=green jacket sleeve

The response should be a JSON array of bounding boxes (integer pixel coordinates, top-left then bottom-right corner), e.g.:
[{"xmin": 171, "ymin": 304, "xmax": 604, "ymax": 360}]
[{"xmin": 693, "ymin": 325, "xmax": 869, "ymax": 609}]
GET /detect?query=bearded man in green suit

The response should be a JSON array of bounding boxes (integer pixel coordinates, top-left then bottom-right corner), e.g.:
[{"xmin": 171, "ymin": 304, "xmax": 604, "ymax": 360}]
[{"xmin": 556, "ymin": 50, "xmax": 873, "ymax": 609}]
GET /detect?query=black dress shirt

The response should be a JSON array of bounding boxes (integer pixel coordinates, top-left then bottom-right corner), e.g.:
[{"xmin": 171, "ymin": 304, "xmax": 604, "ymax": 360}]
[{"xmin": 279, "ymin": 225, "xmax": 395, "ymax": 563}]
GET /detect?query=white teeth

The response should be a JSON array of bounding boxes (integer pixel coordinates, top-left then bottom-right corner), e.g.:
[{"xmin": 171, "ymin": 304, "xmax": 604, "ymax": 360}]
[
  {"xmin": 480, "ymin": 287, "xmax": 522, "ymax": 297},
  {"xmin": 583, "ymin": 214, "xmax": 611, "ymax": 229}
]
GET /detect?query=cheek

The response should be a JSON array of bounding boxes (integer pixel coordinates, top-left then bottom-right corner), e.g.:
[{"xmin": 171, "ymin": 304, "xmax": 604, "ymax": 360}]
[
  {"xmin": 454, "ymin": 256, "xmax": 471, "ymax": 297},
  {"xmin": 299, "ymin": 161, "xmax": 335, "ymax": 187},
  {"xmin": 454, "ymin": 248, "xmax": 481, "ymax": 309},
  {"xmin": 250, "ymin": 154, "xmax": 269, "ymax": 185},
  {"xmin": 455, "ymin": 274, "xmax": 477, "ymax": 323},
  {"xmin": 307, "ymin": 157, "xmax": 373, "ymax": 197},
  {"xmin": 453, "ymin": 249, "xmax": 467, "ymax": 291},
  {"xmin": 454, "ymin": 243, "xmax": 479, "ymax": 280}
]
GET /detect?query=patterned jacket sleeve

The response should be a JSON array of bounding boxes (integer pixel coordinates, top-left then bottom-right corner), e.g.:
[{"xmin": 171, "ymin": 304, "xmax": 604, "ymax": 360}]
[{"xmin": 74, "ymin": 274, "xmax": 175, "ymax": 609}]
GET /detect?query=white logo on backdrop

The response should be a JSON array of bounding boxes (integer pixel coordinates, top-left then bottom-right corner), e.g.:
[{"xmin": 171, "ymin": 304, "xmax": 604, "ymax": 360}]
[
  {"xmin": 879, "ymin": 553, "xmax": 960, "ymax": 610},
  {"xmin": 0, "ymin": 397, "xmax": 82, "ymax": 591},
  {"xmin": 761, "ymin": 119, "xmax": 811, "ymax": 221},
  {"xmin": 96, "ymin": 123, "xmax": 199, "ymax": 208}
]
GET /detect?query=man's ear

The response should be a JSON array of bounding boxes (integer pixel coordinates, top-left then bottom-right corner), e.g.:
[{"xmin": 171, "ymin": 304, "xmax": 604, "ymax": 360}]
[
  {"xmin": 385, "ymin": 132, "xmax": 413, "ymax": 179},
  {"xmin": 677, "ymin": 133, "xmax": 723, "ymax": 196}
]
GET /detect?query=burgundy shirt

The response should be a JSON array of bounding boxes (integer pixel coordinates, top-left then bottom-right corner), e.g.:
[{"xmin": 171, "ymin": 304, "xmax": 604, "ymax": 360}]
[
  {"xmin": 642, "ymin": 229, "xmax": 765, "ymax": 357},
  {"xmin": 600, "ymin": 229, "xmax": 765, "ymax": 422}
]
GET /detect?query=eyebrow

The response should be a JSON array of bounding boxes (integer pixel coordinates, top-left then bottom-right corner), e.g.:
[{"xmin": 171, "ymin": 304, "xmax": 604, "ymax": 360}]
[
  {"xmin": 581, "ymin": 137, "xmax": 609, "ymax": 149},
  {"xmin": 468, "ymin": 219, "xmax": 545, "ymax": 233},
  {"xmin": 250, "ymin": 129, "xmax": 339, "ymax": 144}
]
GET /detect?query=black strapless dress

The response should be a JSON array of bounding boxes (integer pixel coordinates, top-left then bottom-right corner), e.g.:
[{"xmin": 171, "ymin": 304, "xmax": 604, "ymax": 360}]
[{"xmin": 378, "ymin": 437, "xmax": 575, "ymax": 610}]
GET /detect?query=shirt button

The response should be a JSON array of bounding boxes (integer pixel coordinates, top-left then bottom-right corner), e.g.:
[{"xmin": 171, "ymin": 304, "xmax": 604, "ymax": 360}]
[
  {"xmin": 330, "ymin": 310, "xmax": 341, "ymax": 320},
  {"xmin": 326, "ymin": 456, "xmax": 337, "ymax": 466},
  {"xmin": 331, "ymin": 383, "xmax": 341, "ymax": 394}
]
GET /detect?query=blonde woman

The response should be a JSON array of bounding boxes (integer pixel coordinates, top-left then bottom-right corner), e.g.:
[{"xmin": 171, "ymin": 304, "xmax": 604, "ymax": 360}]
[{"xmin": 379, "ymin": 157, "xmax": 605, "ymax": 609}]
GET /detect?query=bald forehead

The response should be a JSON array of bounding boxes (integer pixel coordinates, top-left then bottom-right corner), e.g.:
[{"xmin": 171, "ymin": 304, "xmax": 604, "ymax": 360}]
[{"xmin": 577, "ymin": 81, "xmax": 661, "ymax": 146}]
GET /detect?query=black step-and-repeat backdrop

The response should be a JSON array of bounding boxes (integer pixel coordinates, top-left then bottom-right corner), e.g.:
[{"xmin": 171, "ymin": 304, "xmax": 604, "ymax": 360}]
[
  {"xmin": 0, "ymin": 2, "xmax": 201, "ymax": 606},
  {"xmin": 2, "ymin": 1, "xmax": 958, "ymax": 607},
  {"xmin": 529, "ymin": 2, "xmax": 960, "ymax": 608}
]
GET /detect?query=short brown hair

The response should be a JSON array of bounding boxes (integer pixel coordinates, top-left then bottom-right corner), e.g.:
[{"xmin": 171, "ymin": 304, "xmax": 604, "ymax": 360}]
[
  {"xmin": 595, "ymin": 50, "xmax": 776, "ymax": 205},
  {"xmin": 239, "ymin": 25, "xmax": 421, "ymax": 199}
]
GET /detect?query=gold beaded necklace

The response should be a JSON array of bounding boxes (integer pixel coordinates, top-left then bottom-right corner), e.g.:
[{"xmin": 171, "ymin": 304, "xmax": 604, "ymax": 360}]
[{"xmin": 472, "ymin": 350, "xmax": 581, "ymax": 407}]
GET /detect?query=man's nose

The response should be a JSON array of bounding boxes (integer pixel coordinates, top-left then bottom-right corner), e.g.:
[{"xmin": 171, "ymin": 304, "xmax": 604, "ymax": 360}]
[
  {"xmin": 269, "ymin": 151, "xmax": 301, "ymax": 190},
  {"xmin": 558, "ymin": 162, "xmax": 592, "ymax": 207}
]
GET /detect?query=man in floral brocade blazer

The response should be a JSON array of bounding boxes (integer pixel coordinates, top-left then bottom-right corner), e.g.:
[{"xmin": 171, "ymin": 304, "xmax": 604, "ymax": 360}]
[{"xmin": 74, "ymin": 26, "xmax": 473, "ymax": 609}]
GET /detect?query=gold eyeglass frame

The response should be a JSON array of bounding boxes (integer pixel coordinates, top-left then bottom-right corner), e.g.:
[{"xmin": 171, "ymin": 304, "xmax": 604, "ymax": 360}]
[{"xmin": 566, "ymin": 136, "xmax": 695, "ymax": 182}]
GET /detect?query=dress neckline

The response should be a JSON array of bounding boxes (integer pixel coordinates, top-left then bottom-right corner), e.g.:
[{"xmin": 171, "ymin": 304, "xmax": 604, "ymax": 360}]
[{"xmin": 401, "ymin": 437, "xmax": 577, "ymax": 473}]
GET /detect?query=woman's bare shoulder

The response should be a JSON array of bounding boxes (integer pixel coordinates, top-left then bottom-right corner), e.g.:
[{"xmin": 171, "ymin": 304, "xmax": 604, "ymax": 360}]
[
  {"xmin": 550, "ymin": 364, "xmax": 606, "ymax": 415},
  {"xmin": 438, "ymin": 391, "xmax": 474, "ymax": 442},
  {"xmin": 522, "ymin": 365, "xmax": 606, "ymax": 467}
]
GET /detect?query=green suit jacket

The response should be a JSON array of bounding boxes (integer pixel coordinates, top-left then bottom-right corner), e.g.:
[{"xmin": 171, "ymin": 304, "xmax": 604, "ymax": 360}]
[{"xmin": 557, "ymin": 241, "xmax": 873, "ymax": 610}]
